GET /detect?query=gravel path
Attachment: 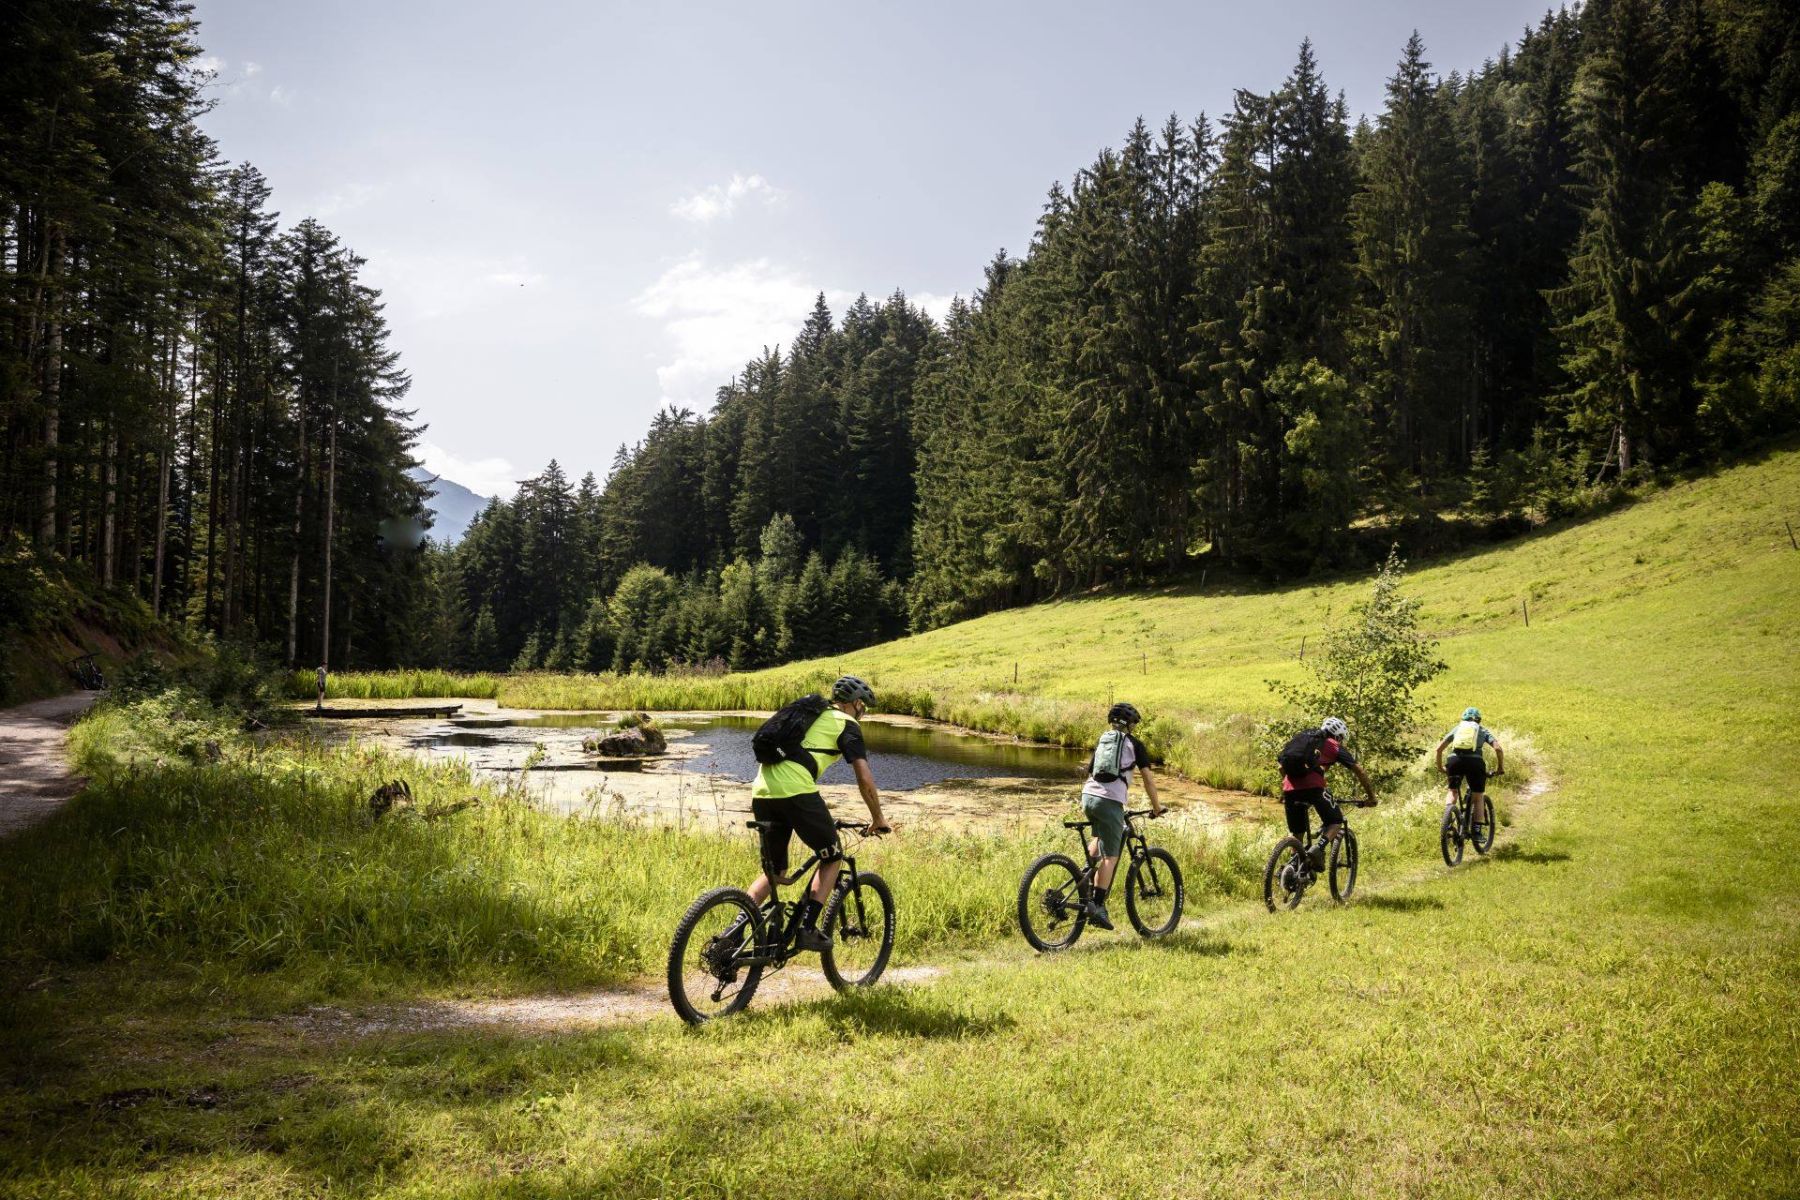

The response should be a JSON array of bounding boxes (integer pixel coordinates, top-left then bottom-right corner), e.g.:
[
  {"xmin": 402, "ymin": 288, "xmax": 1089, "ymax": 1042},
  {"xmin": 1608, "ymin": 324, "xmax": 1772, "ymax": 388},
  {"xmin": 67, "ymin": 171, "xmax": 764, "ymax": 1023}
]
[{"xmin": 0, "ymin": 692, "xmax": 97, "ymax": 837}]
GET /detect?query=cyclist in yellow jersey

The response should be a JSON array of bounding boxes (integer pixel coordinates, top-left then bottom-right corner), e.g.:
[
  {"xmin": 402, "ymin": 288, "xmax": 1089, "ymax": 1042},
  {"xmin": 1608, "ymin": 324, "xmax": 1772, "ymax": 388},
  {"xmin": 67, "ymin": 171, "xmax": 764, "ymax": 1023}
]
[
  {"xmin": 1435, "ymin": 706, "xmax": 1504, "ymax": 826},
  {"xmin": 743, "ymin": 675, "xmax": 892, "ymax": 952}
]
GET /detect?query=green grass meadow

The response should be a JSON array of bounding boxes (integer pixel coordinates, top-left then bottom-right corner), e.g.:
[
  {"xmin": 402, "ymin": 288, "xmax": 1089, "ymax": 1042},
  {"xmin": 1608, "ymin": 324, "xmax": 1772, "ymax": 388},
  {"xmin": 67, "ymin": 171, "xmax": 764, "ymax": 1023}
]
[{"xmin": 4, "ymin": 449, "xmax": 1800, "ymax": 1196}]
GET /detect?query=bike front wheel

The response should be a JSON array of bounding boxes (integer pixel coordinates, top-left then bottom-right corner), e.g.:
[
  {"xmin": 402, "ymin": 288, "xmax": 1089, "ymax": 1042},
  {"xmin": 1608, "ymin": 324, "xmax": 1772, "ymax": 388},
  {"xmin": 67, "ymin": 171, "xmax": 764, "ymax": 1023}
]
[
  {"xmin": 1330, "ymin": 831, "xmax": 1359, "ymax": 902},
  {"xmin": 1017, "ymin": 852, "xmax": 1087, "ymax": 951},
  {"xmin": 820, "ymin": 871, "xmax": 896, "ymax": 991},
  {"xmin": 667, "ymin": 887, "xmax": 766, "ymax": 1026},
  {"xmin": 1263, "ymin": 836, "xmax": 1307, "ymax": 912},
  {"xmin": 1125, "ymin": 846, "xmax": 1184, "ymax": 937},
  {"xmin": 1440, "ymin": 802, "xmax": 1465, "ymax": 867}
]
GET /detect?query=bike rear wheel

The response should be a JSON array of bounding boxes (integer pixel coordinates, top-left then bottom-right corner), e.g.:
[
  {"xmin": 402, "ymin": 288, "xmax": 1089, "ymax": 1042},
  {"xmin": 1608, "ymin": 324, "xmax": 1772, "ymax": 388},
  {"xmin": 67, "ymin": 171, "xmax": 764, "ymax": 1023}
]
[
  {"xmin": 1440, "ymin": 801, "xmax": 1465, "ymax": 866},
  {"xmin": 1472, "ymin": 798, "xmax": 1496, "ymax": 855},
  {"xmin": 1330, "ymin": 831, "xmax": 1359, "ymax": 902},
  {"xmin": 667, "ymin": 887, "xmax": 765, "ymax": 1025},
  {"xmin": 1263, "ymin": 836, "xmax": 1307, "ymax": 912},
  {"xmin": 1017, "ymin": 852, "xmax": 1087, "ymax": 951},
  {"xmin": 820, "ymin": 871, "xmax": 896, "ymax": 991},
  {"xmin": 1125, "ymin": 846, "xmax": 1184, "ymax": 937}
]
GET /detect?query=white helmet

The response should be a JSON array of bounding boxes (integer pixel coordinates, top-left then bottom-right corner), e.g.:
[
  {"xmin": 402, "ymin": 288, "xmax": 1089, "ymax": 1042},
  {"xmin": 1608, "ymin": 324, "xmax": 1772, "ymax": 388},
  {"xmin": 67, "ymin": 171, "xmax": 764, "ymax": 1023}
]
[{"xmin": 1321, "ymin": 717, "xmax": 1348, "ymax": 739}]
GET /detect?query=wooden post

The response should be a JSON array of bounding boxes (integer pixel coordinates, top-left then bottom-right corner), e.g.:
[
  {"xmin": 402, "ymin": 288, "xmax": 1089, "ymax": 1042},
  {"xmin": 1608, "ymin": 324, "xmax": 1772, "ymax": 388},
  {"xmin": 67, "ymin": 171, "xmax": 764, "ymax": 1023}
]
[
  {"xmin": 1200, "ymin": 568, "xmax": 1207, "ymax": 590},
  {"xmin": 1522, "ymin": 598, "xmax": 1530, "ymax": 627},
  {"xmin": 1300, "ymin": 636, "xmax": 1307, "ymax": 662},
  {"xmin": 1787, "ymin": 520, "xmax": 1797, "ymax": 551},
  {"xmin": 1013, "ymin": 661, "xmax": 1018, "ymax": 685}
]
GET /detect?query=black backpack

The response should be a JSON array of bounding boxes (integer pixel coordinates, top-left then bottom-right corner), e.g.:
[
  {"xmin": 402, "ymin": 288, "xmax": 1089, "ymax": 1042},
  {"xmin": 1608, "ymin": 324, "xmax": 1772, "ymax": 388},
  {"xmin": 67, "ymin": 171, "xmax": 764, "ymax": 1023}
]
[
  {"xmin": 1277, "ymin": 727, "xmax": 1328, "ymax": 781},
  {"xmin": 752, "ymin": 694, "xmax": 830, "ymax": 778}
]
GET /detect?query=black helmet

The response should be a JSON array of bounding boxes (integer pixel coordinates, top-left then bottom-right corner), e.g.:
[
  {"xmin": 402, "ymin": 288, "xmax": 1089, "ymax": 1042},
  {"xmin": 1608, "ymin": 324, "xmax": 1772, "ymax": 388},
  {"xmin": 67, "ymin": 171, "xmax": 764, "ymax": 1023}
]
[
  {"xmin": 832, "ymin": 675, "xmax": 875, "ymax": 706},
  {"xmin": 1108, "ymin": 702, "xmax": 1141, "ymax": 727}
]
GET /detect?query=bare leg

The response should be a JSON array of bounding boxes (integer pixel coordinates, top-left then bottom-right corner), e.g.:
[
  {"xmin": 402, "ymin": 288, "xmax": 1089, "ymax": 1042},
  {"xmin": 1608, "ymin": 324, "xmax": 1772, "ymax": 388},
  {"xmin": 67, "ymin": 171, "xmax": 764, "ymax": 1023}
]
[
  {"xmin": 747, "ymin": 874, "xmax": 772, "ymax": 904},
  {"xmin": 810, "ymin": 860, "xmax": 842, "ymax": 903},
  {"xmin": 1471, "ymin": 792, "xmax": 1488, "ymax": 825},
  {"xmin": 1094, "ymin": 854, "xmax": 1121, "ymax": 891}
]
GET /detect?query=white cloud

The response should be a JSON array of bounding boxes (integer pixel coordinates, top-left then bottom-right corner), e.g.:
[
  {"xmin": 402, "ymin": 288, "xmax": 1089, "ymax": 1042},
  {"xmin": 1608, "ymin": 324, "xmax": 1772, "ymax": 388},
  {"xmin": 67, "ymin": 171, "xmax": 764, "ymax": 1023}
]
[
  {"xmin": 243, "ymin": 61, "xmax": 264, "ymax": 78},
  {"xmin": 311, "ymin": 181, "xmax": 387, "ymax": 220},
  {"xmin": 195, "ymin": 55, "xmax": 225, "ymax": 77},
  {"xmin": 634, "ymin": 255, "xmax": 849, "ymax": 406},
  {"xmin": 269, "ymin": 84, "xmax": 296, "ymax": 108},
  {"xmin": 418, "ymin": 441, "xmax": 519, "ymax": 500},
  {"xmin": 367, "ymin": 250, "xmax": 549, "ymax": 320},
  {"xmin": 671, "ymin": 173, "xmax": 784, "ymax": 224},
  {"xmin": 911, "ymin": 292, "xmax": 960, "ymax": 323}
]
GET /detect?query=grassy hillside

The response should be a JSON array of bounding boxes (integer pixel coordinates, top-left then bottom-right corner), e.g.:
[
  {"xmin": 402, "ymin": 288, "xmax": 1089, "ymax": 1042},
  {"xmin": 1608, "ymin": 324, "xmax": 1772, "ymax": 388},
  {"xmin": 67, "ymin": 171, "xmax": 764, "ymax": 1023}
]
[{"xmin": 5, "ymin": 449, "xmax": 1799, "ymax": 1197}]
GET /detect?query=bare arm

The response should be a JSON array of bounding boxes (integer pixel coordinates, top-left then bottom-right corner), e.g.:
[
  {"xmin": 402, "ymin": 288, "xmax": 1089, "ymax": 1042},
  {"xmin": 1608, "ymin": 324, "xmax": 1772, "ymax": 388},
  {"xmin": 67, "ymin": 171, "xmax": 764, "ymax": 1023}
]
[
  {"xmin": 1140, "ymin": 766, "xmax": 1163, "ymax": 816},
  {"xmin": 1435, "ymin": 735, "xmax": 1449, "ymax": 772},
  {"xmin": 1350, "ymin": 761, "xmax": 1377, "ymax": 806},
  {"xmin": 1493, "ymin": 743, "xmax": 1505, "ymax": 775},
  {"xmin": 851, "ymin": 758, "xmax": 891, "ymax": 832}
]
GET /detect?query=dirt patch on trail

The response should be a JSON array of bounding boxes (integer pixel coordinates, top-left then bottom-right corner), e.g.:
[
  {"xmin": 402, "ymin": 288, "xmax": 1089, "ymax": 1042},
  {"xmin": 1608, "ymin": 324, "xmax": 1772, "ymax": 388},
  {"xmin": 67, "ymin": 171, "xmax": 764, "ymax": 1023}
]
[
  {"xmin": 0, "ymin": 692, "xmax": 97, "ymax": 836},
  {"xmin": 272, "ymin": 965, "xmax": 948, "ymax": 1039}
]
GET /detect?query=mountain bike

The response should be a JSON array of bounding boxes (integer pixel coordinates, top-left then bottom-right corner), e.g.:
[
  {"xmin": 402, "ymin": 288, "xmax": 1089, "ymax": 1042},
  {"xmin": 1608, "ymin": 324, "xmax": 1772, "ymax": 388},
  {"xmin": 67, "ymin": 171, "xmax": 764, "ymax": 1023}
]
[
  {"xmin": 1440, "ymin": 767, "xmax": 1501, "ymax": 866},
  {"xmin": 1016, "ymin": 808, "xmax": 1184, "ymax": 951},
  {"xmin": 666, "ymin": 820, "xmax": 894, "ymax": 1025},
  {"xmin": 1263, "ymin": 791, "xmax": 1369, "ymax": 910}
]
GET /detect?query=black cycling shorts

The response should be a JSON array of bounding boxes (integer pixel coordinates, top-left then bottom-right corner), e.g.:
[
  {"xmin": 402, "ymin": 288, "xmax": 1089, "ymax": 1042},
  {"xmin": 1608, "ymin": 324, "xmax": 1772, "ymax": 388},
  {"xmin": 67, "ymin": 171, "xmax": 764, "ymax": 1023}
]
[
  {"xmin": 751, "ymin": 793, "xmax": 840, "ymax": 876},
  {"xmin": 1283, "ymin": 787, "xmax": 1345, "ymax": 838},
  {"xmin": 1446, "ymin": 752, "xmax": 1487, "ymax": 793}
]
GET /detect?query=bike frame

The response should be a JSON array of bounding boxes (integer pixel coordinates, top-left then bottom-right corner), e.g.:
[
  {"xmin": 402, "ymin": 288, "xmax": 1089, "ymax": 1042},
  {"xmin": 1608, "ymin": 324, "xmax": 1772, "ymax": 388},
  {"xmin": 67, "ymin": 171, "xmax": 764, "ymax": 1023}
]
[{"xmin": 733, "ymin": 821, "xmax": 869, "ymax": 971}]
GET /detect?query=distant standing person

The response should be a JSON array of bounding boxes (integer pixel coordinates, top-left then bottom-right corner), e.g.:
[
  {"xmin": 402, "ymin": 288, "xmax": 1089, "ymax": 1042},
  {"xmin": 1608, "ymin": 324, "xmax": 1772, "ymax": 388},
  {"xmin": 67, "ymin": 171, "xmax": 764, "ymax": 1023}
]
[
  {"xmin": 1079, "ymin": 702, "xmax": 1162, "ymax": 931},
  {"xmin": 316, "ymin": 663, "xmax": 327, "ymax": 711},
  {"xmin": 1436, "ymin": 707, "xmax": 1503, "ymax": 826}
]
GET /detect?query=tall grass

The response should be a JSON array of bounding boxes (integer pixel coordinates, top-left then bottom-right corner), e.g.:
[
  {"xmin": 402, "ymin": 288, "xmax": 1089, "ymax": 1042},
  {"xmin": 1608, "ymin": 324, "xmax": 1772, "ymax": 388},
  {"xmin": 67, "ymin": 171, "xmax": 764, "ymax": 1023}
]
[
  {"xmin": 287, "ymin": 668, "xmax": 502, "ymax": 700},
  {"xmin": 0, "ymin": 695, "xmax": 1294, "ymax": 992}
]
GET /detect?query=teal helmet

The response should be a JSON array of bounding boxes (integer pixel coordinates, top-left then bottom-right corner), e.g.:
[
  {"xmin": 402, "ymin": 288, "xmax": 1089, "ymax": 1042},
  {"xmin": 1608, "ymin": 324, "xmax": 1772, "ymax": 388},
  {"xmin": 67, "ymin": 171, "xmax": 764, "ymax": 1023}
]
[{"xmin": 1462, "ymin": 706, "xmax": 1482, "ymax": 722}]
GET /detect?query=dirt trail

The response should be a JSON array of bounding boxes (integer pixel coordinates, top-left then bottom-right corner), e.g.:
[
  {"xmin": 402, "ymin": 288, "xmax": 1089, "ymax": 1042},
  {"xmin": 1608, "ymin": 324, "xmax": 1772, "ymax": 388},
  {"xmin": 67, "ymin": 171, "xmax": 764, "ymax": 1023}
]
[{"xmin": 0, "ymin": 692, "xmax": 97, "ymax": 837}]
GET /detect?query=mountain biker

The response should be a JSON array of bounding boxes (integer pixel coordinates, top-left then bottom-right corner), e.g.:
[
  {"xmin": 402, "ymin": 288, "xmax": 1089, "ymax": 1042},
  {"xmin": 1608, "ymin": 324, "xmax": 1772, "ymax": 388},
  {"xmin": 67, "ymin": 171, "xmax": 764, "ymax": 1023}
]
[
  {"xmin": 1436, "ymin": 706, "xmax": 1503, "ymax": 827},
  {"xmin": 738, "ymin": 675, "xmax": 892, "ymax": 952},
  {"xmin": 1281, "ymin": 716, "xmax": 1377, "ymax": 870},
  {"xmin": 1079, "ymin": 702, "xmax": 1162, "ymax": 931}
]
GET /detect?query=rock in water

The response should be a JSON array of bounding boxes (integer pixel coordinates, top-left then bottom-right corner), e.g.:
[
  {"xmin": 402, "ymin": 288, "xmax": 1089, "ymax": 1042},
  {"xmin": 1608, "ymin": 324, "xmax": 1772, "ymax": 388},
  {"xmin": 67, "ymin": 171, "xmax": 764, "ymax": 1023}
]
[{"xmin": 584, "ymin": 724, "xmax": 667, "ymax": 757}]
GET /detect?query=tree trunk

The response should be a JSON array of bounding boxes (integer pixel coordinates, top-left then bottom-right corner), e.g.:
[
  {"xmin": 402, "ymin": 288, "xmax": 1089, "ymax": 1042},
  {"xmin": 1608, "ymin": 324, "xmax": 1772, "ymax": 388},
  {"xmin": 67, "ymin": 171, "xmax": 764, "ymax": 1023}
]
[
  {"xmin": 101, "ymin": 426, "xmax": 117, "ymax": 586},
  {"xmin": 320, "ymin": 406, "xmax": 337, "ymax": 669},
  {"xmin": 39, "ymin": 231, "xmax": 62, "ymax": 548},
  {"xmin": 285, "ymin": 388, "xmax": 308, "ymax": 666}
]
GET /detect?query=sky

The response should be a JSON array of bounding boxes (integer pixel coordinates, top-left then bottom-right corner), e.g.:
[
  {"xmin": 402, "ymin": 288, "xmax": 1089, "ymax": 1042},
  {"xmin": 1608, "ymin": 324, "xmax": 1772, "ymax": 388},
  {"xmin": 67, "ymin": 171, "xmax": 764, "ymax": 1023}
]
[{"xmin": 192, "ymin": 0, "xmax": 1558, "ymax": 499}]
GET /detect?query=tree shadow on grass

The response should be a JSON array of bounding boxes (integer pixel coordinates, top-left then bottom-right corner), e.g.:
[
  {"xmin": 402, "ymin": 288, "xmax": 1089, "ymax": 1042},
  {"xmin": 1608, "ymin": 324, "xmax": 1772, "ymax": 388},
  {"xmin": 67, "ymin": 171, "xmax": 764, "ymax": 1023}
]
[
  {"xmin": 1356, "ymin": 894, "xmax": 1445, "ymax": 913},
  {"xmin": 1492, "ymin": 844, "xmax": 1573, "ymax": 866},
  {"xmin": 736, "ymin": 985, "xmax": 1014, "ymax": 1041}
]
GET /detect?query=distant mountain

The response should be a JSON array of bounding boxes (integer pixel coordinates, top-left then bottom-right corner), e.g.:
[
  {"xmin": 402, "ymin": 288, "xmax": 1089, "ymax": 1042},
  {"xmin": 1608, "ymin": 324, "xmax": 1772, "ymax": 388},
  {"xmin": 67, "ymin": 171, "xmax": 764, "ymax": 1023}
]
[{"xmin": 409, "ymin": 467, "xmax": 490, "ymax": 545}]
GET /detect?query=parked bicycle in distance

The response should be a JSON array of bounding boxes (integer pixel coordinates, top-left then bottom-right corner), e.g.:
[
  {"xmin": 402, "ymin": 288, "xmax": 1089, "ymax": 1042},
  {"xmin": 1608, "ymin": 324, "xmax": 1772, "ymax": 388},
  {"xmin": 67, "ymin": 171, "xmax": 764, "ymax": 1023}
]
[
  {"xmin": 1264, "ymin": 791, "xmax": 1369, "ymax": 910},
  {"xmin": 1017, "ymin": 808, "xmax": 1184, "ymax": 951},
  {"xmin": 667, "ymin": 819, "xmax": 894, "ymax": 1025}
]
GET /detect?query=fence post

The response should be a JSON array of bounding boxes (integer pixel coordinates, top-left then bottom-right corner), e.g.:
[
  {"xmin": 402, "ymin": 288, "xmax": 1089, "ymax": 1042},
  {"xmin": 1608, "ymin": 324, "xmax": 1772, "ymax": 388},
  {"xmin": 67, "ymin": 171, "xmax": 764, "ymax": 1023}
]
[
  {"xmin": 1522, "ymin": 598, "xmax": 1530, "ymax": 627},
  {"xmin": 1013, "ymin": 661, "xmax": 1019, "ymax": 685},
  {"xmin": 1299, "ymin": 636, "xmax": 1307, "ymax": 662},
  {"xmin": 1787, "ymin": 520, "xmax": 1798, "ymax": 551}
]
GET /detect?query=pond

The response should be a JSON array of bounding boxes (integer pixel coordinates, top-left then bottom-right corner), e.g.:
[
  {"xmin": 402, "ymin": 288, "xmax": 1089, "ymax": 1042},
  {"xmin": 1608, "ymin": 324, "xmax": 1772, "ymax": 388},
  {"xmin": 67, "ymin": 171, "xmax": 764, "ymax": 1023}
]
[
  {"xmin": 662, "ymin": 715, "xmax": 1086, "ymax": 791},
  {"xmin": 298, "ymin": 699, "xmax": 1248, "ymax": 833}
]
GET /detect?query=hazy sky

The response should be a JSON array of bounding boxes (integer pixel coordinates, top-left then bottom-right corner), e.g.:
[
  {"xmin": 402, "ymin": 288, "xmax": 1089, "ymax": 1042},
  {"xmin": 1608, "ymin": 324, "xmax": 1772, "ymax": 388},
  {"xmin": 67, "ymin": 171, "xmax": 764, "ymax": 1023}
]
[{"xmin": 192, "ymin": 0, "xmax": 1556, "ymax": 498}]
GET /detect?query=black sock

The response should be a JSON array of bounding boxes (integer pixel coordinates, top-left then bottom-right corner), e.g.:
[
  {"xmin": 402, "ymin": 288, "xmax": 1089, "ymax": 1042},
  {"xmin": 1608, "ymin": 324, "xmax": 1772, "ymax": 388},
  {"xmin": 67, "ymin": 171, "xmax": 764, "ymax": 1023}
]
[
  {"xmin": 1093, "ymin": 886, "xmax": 1109, "ymax": 904},
  {"xmin": 798, "ymin": 897, "xmax": 823, "ymax": 929}
]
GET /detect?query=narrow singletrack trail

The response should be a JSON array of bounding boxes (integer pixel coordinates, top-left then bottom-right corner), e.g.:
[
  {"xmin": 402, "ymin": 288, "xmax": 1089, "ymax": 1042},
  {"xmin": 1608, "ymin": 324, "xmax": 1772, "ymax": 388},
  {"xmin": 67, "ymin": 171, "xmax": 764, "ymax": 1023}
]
[
  {"xmin": 0, "ymin": 692, "xmax": 97, "ymax": 837},
  {"xmin": 271, "ymin": 771, "xmax": 1556, "ymax": 1041}
]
